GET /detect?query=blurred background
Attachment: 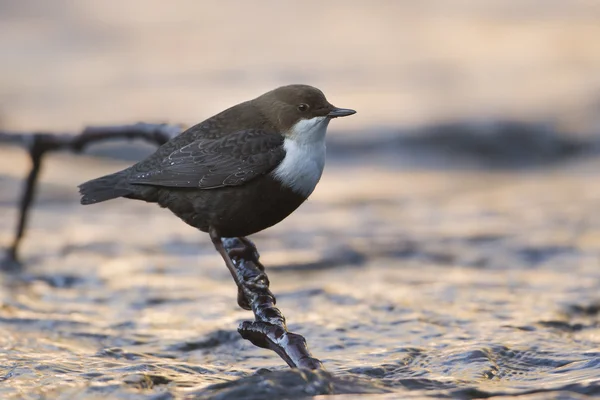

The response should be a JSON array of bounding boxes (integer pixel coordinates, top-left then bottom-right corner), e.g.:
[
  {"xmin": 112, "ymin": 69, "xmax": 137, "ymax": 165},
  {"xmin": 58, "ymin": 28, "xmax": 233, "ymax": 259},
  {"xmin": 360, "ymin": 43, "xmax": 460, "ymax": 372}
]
[
  {"xmin": 1, "ymin": 0, "xmax": 600, "ymax": 134},
  {"xmin": 1, "ymin": 1, "xmax": 600, "ymax": 399}
]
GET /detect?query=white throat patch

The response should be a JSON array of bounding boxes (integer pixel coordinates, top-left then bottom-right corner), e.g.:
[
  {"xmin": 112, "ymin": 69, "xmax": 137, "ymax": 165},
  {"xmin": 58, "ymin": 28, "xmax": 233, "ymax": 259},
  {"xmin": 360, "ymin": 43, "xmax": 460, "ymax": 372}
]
[{"xmin": 272, "ymin": 116, "xmax": 329, "ymax": 197}]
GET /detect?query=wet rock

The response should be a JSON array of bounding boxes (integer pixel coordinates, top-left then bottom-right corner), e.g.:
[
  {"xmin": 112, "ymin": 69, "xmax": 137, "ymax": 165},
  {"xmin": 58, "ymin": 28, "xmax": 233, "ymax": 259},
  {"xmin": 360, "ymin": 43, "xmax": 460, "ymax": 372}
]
[{"xmin": 186, "ymin": 369, "xmax": 389, "ymax": 399}]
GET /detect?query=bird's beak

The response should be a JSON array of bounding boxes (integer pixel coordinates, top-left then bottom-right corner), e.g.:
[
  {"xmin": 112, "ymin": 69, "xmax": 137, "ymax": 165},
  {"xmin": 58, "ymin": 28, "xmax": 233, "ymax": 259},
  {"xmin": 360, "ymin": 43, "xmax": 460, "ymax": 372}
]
[{"xmin": 328, "ymin": 107, "xmax": 356, "ymax": 118}]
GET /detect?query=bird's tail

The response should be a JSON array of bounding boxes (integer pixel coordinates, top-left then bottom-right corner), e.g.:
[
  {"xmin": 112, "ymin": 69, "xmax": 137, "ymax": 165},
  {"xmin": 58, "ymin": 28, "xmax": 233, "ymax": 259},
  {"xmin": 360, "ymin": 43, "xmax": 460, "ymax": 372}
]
[{"xmin": 78, "ymin": 171, "xmax": 133, "ymax": 205}]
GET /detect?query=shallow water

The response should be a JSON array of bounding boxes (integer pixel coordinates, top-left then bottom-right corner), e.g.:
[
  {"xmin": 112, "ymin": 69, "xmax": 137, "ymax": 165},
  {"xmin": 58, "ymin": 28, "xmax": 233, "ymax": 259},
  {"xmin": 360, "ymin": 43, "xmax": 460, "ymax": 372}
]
[
  {"xmin": 1, "ymin": 148, "xmax": 599, "ymax": 399},
  {"xmin": 1, "ymin": 1, "xmax": 600, "ymax": 397}
]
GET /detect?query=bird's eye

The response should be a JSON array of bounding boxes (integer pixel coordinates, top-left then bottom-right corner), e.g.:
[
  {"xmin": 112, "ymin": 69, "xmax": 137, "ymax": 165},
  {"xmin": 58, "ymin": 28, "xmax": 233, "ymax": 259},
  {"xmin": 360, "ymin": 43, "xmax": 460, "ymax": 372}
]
[{"xmin": 297, "ymin": 103, "xmax": 309, "ymax": 112}]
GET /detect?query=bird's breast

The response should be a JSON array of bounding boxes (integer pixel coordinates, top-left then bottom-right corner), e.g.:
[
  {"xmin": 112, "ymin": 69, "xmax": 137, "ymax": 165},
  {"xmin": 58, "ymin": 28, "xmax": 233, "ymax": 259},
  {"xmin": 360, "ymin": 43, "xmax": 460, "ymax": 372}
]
[{"xmin": 271, "ymin": 138, "xmax": 326, "ymax": 198}]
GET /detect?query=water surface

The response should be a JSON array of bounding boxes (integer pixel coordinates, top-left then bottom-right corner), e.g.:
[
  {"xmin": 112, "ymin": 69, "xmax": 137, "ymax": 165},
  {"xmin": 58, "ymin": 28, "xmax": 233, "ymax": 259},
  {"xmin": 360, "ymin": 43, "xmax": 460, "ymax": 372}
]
[{"xmin": 1, "ymin": 147, "xmax": 599, "ymax": 398}]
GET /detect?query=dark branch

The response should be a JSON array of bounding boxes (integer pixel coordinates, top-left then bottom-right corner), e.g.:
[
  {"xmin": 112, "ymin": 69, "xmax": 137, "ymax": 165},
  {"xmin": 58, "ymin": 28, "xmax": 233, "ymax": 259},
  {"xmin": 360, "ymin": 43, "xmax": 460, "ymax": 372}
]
[
  {"xmin": 1, "ymin": 123, "xmax": 182, "ymax": 269},
  {"xmin": 0, "ymin": 123, "xmax": 182, "ymax": 152},
  {"xmin": 221, "ymin": 237, "xmax": 323, "ymax": 369}
]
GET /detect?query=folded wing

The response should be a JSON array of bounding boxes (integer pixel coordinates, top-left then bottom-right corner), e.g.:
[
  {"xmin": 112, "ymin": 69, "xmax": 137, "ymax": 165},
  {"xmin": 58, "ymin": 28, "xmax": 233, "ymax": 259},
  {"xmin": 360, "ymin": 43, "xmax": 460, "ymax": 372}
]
[{"xmin": 128, "ymin": 129, "xmax": 285, "ymax": 189}]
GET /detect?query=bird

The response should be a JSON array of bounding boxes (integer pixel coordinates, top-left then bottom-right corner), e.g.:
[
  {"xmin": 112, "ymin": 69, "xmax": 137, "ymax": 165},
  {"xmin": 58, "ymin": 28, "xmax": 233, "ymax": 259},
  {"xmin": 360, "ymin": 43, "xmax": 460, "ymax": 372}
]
[{"xmin": 78, "ymin": 84, "xmax": 356, "ymax": 304}]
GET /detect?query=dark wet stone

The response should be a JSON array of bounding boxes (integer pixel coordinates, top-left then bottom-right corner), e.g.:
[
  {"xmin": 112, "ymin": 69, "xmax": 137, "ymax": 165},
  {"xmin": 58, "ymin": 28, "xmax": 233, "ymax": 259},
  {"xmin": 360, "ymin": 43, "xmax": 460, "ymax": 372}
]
[{"xmin": 186, "ymin": 369, "xmax": 389, "ymax": 400}]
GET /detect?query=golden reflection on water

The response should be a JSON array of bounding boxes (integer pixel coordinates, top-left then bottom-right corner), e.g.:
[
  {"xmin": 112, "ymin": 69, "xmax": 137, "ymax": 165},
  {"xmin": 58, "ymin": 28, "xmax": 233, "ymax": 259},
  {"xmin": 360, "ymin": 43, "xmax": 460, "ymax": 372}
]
[
  {"xmin": 1, "ymin": 147, "xmax": 599, "ymax": 397},
  {"xmin": 1, "ymin": 1, "xmax": 600, "ymax": 397}
]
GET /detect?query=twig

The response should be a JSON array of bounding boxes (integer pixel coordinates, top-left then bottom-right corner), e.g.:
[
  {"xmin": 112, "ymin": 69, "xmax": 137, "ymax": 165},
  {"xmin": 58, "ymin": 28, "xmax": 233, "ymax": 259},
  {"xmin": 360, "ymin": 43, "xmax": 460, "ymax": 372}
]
[
  {"xmin": 221, "ymin": 237, "xmax": 323, "ymax": 369},
  {"xmin": 1, "ymin": 123, "xmax": 182, "ymax": 269}
]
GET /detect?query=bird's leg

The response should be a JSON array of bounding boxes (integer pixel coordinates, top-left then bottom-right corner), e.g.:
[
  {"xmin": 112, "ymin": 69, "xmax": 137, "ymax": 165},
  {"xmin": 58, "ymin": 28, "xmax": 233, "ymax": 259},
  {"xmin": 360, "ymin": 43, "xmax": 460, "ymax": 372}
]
[{"xmin": 208, "ymin": 227, "xmax": 251, "ymax": 310}]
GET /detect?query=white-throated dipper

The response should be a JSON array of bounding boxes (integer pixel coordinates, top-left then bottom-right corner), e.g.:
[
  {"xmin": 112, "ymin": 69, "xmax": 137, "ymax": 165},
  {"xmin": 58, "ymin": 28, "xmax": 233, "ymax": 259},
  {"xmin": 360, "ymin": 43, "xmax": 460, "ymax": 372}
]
[{"xmin": 78, "ymin": 84, "xmax": 355, "ymax": 302}]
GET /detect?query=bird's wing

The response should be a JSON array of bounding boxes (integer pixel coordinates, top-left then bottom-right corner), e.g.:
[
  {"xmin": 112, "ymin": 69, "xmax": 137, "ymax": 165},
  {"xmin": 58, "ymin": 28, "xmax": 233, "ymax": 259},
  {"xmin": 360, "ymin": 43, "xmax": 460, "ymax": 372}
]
[{"xmin": 128, "ymin": 129, "xmax": 285, "ymax": 189}]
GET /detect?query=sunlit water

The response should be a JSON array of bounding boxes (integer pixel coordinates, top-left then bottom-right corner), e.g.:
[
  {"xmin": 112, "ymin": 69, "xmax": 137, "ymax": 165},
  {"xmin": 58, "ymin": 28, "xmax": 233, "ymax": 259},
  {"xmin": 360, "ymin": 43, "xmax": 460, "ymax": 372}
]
[
  {"xmin": 0, "ymin": 147, "xmax": 599, "ymax": 399},
  {"xmin": 1, "ymin": 1, "xmax": 600, "ymax": 397}
]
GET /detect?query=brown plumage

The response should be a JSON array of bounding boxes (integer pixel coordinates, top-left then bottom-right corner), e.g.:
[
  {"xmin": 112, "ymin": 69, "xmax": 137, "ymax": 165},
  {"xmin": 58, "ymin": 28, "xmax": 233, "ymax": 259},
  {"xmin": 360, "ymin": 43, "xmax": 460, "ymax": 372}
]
[
  {"xmin": 79, "ymin": 84, "xmax": 355, "ymax": 236},
  {"xmin": 79, "ymin": 84, "xmax": 355, "ymax": 301}
]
